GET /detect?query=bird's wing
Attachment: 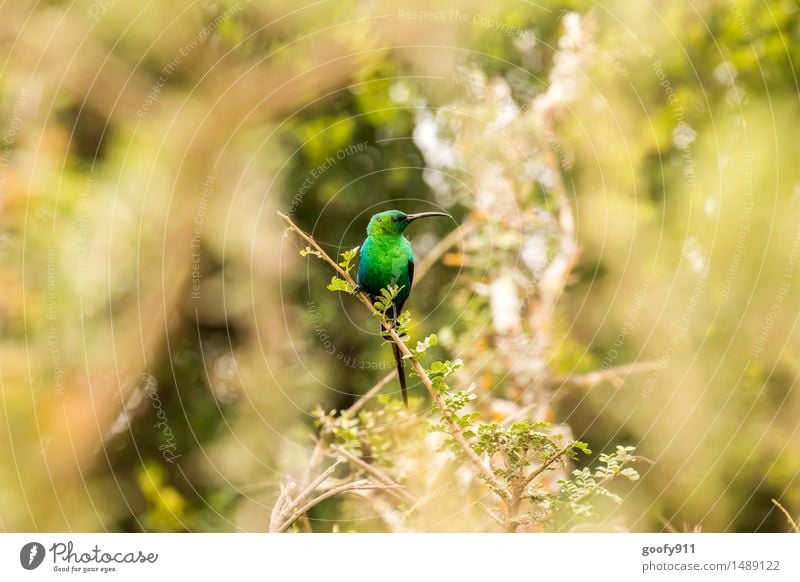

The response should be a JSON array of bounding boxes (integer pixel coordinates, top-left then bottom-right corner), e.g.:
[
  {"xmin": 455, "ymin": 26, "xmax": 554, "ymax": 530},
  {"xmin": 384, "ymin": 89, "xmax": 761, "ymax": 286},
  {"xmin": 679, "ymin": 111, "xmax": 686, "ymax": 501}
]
[
  {"xmin": 407, "ymin": 257, "xmax": 414, "ymax": 289},
  {"xmin": 356, "ymin": 239, "xmax": 368, "ymax": 286}
]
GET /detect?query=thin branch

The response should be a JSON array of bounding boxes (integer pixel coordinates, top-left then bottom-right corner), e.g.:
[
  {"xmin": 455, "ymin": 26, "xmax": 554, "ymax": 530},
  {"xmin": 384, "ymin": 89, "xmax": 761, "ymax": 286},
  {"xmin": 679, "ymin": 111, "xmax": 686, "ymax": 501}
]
[
  {"xmin": 265, "ymin": 369, "xmax": 401, "ymax": 529},
  {"xmin": 266, "ymin": 353, "xmax": 415, "ymax": 528},
  {"xmin": 540, "ymin": 454, "xmax": 651, "ymax": 528},
  {"xmin": 331, "ymin": 445, "xmax": 415, "ymax": 505},
  {"xmin": 293, "ymin": 459, "xmax": 344, "ymax": 506},
  {"xmin": 771, "ymin": 498, "xmax": 800, "ymax": 533},
  {"xmin": 245, "ymin": 435, "xmax": 328, "ymax": 496},
  {"xmin": 658, "ymin": 515, "xmax": 680, "ymax": 534},
  {"xmin": 268, "ymin": 459, "xmax": 343, "ymax": 532},
  {"xmin": 344, "ymin": 370, "xmax": 397, "ymax": 417},
  {"xmin": 414, "ymin": 216, "xmax": 477, "ymax": 280},
  {"xmin": 551, "ymin": 360, "xmax": 659, "ymax": 389},
  {"xmin": 301, "ymin": 437, "xmax": 328, "ymax": 485},
  {"xmin": 275, "ymin": 479, "xmax": 402, "ymax": 533},
  {"xmin": 351, "ymin": 490, "xmax": 407, "ymax": 532},
  {"xmin": 479, "ymin": 503, "xmax": 506, "ymax": 527},
  {"xmin": 522, "ymin": 443, "xmax": 574, "ymax": 490},
  {"xmin": 278, "ymin": 211, "xmax": 510, "ymax": 500},
  {"xmin": 409, "ymin": 357, "xmax": 508, "ymax": 497},
  {"xmin": 268, "ymin": 481, "xmax": 295, "ymax": 529},
  {"xmin": 570, "ymin": 456, "xmax": 652, "ymax": 508}
]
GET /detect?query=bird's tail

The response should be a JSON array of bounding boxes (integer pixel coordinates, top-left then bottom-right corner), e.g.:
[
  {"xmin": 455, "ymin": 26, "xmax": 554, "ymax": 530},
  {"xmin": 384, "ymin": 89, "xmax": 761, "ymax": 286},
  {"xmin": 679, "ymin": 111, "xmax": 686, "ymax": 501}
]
[
  {"xmin": 391, "ymin": 340, "xmax": 407, "ymax": 407},
  {"xmin": 383, "ymin": 305, "xmax": 408, "ymax": 407}
]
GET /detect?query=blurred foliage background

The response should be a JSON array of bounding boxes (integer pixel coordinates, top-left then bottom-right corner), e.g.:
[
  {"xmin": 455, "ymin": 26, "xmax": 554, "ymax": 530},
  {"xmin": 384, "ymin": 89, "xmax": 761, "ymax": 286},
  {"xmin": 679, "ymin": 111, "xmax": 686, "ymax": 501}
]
[{"xmin": 0, "ymin": 0, "xmax": 798, "ymax": 532}]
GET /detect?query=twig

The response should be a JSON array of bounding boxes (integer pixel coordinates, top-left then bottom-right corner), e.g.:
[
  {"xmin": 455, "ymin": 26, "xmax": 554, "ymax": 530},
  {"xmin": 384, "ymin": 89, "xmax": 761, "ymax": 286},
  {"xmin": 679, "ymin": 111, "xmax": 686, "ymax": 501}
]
[
  {"xmin": 572, "ymin": 455, "xmax": 652, "ymax": 508},
  {"xmin": 268, "ymin": 481, "xmax": 295, "ymax": 529},
  {"xmin": 279, "ymin": 211, "xmax": 510, "ymax": 500},
  {"xmin": 300, "ymin": 437, "xmax": 328, "ymax": 485},
  {"xmin": 264, "ymin": 369, "xmax": 402, "ymax": 530},
  {"xmin": 479, "ymin": 503, "xmax": 506, "ymax": 527},
  {"xmin": 351, "ymin": 490, "xmax": 407, "ymax": 532},
  {"xmin": 331, "ymin": 445, "xmax": 416, "ymax": 505},
  {"xmin": 521, "ymin": 443, "xmax": 575, "ymax": 490},
  {"xmin": 501, "ymin": 442, "xmax": 576, "ymax": 532},
  {"xmin": 771, "ymin": 498, "xmax": 800, "ymax": 533},
  {"xmin": 246, "ymin": 432, "xmax": 331, "ymax": 498},
  {"xmin": 540, "ymin": 454, "xmax": 652, "ymax": 528},
  {"xmin": 294, "ymin": 459, "xmax": 344, "ymax": 506},
  {"xmin": 344, "ymin": 370, "xmax": 397, "ymax": 417},
  {"xmin": 658, "ymin": 515, "xmax": 680, "ymax": 533},
  {"xmin": 268, "ymin": 459, "xmax": 343, "ymax": 532},
  {"xmin": 275, "ymin": 479, "xmax": 402, "ymax": 533},
  {"xmin": 414, "ymin": 216, "xmax": 477, "ymax": 280},
  {"xmin": 550, "ymin": 361, "xmax": 659, "ymax": 389}
]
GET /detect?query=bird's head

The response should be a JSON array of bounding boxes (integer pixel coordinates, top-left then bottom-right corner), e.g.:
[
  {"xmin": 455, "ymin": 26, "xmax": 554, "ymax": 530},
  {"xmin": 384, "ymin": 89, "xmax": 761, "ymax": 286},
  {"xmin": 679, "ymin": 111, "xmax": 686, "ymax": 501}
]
[{"xmin": 366, "ymin": 209, "xmax": 450, "ymax": 236}]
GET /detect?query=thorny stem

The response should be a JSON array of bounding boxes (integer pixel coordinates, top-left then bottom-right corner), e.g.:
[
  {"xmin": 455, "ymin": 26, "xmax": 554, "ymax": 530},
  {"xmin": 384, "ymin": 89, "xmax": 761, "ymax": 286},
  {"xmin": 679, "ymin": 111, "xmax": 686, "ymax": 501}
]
[{"xmin": 278, "ymin": 211, "xmax": 510, "ymax": 500}]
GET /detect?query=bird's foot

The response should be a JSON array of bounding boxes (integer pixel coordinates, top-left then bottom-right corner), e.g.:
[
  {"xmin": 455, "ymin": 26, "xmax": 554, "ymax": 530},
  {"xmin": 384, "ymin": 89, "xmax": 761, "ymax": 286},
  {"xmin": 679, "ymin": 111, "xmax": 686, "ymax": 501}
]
[{"xmin": 352, "ymin": 284, "xmax": 363, "ymax": 295}]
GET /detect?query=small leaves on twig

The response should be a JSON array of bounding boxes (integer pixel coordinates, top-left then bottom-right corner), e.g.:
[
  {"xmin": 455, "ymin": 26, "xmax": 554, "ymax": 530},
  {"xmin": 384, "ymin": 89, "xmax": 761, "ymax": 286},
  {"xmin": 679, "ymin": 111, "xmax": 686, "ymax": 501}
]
[
  {"xmin": 372, "ymin": 285, "xmax": 403, "ymax": 315},
  {"xmin": 338, "ymin": 246, "xmax": 359, "ymax": 273},
  {"xmin": 410, "ymin": 333, "xmax": 438, "ymax": 357},
  {"xmin": 326, "ymin": 276, "xmax": 354, "ymax": 293},
  {"xmin": 546, "ymin": 445, "xmax": 642, "ymax": 522},
  {"xmin": 299, "ymin": 246, "xmax": 322, "ymax": 258}
]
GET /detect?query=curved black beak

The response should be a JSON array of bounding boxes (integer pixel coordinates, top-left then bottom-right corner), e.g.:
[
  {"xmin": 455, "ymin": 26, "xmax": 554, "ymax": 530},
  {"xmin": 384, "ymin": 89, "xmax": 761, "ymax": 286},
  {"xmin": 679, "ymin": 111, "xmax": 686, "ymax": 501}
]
[{"xmin": 403, "ymin": 211, "xmax": 451, "ymax": 222}]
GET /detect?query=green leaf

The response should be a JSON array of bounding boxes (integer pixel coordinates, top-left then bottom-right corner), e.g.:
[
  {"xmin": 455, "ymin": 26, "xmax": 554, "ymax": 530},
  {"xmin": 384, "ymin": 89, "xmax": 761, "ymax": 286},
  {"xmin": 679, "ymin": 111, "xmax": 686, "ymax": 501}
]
[
  {"xmin": 327, "ymin": 276, "xmax": 354, "ymax": 293},
  {"xmin": 414, "ymin": 333, "xmax": 438, "ymax": 356},
  {"xmin": 572, "ymin": 440, "xmax": 592, "ymax": 455},
  {"xmin": 431, "ymin": 376, "xmax": 447, "ymax": 392},
  {"xmin": 621, "ymin": 467, "xmax": 640, "ymax": 481},
  {"xmin": 338, "ymin": 246, "xmax": 359, "ymax": 273}
]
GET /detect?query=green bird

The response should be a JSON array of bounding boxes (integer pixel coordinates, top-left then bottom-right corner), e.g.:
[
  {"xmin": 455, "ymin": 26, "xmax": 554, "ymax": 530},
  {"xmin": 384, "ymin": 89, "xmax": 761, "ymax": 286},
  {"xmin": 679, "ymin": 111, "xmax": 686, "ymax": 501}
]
[{"xmin": 355, "ymin": 209, "xmax": 450, "ymax": 406}]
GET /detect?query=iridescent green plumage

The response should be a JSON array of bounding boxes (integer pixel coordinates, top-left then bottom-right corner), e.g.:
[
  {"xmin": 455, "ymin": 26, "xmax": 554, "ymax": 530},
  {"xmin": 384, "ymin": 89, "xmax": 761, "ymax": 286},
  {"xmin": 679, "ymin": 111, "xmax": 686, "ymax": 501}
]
[{"xmin": 356, "ymin": 209, "xmax": 450, "ymax": 406}]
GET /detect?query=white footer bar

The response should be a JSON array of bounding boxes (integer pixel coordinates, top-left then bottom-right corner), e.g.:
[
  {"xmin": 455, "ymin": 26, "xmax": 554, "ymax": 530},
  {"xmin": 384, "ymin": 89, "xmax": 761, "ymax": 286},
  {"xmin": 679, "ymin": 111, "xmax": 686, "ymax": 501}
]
[{"xmin": 1, "ymin": 533, "xmax": 798, "ymax": 581}]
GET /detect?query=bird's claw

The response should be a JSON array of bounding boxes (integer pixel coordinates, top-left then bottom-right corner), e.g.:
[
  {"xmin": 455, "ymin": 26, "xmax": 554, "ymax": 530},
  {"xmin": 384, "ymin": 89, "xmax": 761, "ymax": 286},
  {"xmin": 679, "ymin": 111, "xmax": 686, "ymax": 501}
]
[{"xmin": 352, "ymin": 284, "xmax": 363, "ymax": 295}]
